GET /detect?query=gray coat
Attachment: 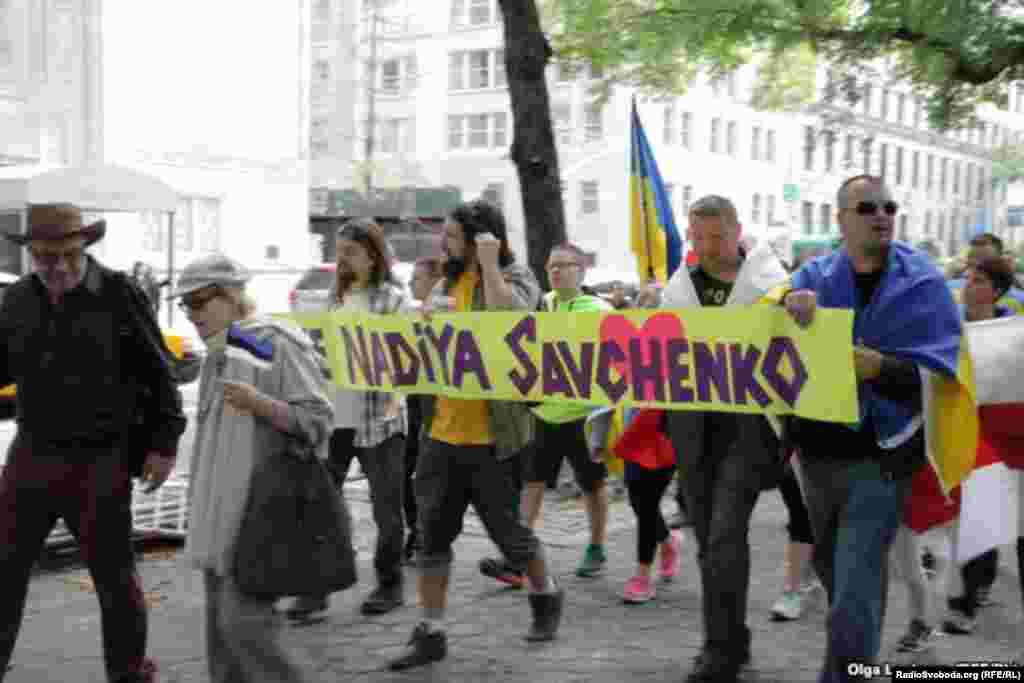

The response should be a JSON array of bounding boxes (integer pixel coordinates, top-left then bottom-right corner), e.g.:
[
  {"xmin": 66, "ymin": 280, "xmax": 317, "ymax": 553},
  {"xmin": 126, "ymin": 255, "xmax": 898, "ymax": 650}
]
[{"xmin": 186, "ymin": 316, "xmax": 334, "ymax": 576}]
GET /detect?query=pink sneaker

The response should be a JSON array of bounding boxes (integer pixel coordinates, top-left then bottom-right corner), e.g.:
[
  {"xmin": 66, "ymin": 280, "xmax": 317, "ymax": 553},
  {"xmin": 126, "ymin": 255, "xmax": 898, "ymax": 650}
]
[
  {"xmin": 658, "ymin": 530, "xmax": 682, "ymax": 581},
  {"xmin": 622, "ymin": 575, "xmax": 655, "ymax": 604}
]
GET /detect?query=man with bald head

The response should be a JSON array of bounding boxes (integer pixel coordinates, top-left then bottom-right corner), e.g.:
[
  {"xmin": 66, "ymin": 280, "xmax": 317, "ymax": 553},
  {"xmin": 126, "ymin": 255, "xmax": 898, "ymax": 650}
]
[{"xmin": 780, "ymin": 176, "xmax": 963, "ymax": 682}]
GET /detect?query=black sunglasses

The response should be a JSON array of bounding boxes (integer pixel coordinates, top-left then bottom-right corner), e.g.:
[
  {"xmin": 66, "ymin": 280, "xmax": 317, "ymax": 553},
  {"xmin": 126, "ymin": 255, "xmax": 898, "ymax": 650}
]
[{"xmin": 848, "ymin": 200, "xmax": 899, "ymax": 216}]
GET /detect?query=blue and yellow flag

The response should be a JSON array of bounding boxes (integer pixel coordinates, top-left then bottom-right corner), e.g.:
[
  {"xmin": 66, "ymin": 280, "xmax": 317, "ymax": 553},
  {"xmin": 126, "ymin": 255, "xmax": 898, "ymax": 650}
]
[{"xmin": 629, "ymin": 99, "xmax": 683, "ymax": 283}]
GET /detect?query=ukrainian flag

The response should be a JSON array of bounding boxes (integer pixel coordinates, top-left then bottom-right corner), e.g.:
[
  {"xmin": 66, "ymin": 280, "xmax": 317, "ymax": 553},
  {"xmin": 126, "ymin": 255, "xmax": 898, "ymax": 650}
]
[{"xmin": 630, "ymin": 99, "xmax": 683, "ymax": 283}]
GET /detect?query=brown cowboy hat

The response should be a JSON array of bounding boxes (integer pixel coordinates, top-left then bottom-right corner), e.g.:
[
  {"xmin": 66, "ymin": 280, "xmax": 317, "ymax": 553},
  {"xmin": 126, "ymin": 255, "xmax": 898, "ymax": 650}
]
[{"xmin": 3, "ymin": 204, "xmax": 106, "ymax": 247}]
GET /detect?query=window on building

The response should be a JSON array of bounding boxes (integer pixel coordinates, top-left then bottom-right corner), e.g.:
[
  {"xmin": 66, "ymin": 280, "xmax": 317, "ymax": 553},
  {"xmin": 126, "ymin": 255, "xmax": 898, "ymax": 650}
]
[
  {"xmin": 315, "ymin": 0, "xmax": 332, "ymax": 23},
  {"xmin": 580, "ymin": 181, "xmax": 599, "ymax": 214},
  {"xmin": 449, "ymin": 49, "xmax": 505, "ymax": 91},
  {"xmin": 911, "ymin": 151, "xmax": 920, "ymax": 189},
  {"xmin": 314, "ymin": 59, "xmax": 331, "ymax": 83},
  {"xmin": 726, "ymin": 121, "xmax": 737, "ymax": 156},
  {"xmin": 142, "ymin": 211, "xmax": 165, "ymax": 253},
  {"xmin": 897, "ymin": 93, "xmax": 906, "ymax": 124},
  {"xmin": 824, "ymin": 132, "xmax": 835, "ymax": 172},
  {"xmin": 584, "ymin": 104, "xmax": 603, "ymax": 142},
  {"xmin": 682, "ymin": 185, "xmax": 693, "ymax": 215},
  {"xmin": 937, "ymin": 211, "xmax": 946, "ymax": 242},
  {"xmin": 681, "ymin": 112, "xmax": 692, "ymax": 149},
  {"xmin": 380, "ymin": 59, "xmax": 401, "ymax": 92},
  {"xmin": 451, "ymin": 0, "xmax": 499, "ymax": 27},
  {"xmin": 766, "ymin": 194, "xmax": 776, "ymax": 224},
  {"xmin": 844, "ymin": 134, "xmax": 855, "ymax": 168},
  {"xmin": 173, "ymin": 199, "xmax": 195, "ymax": 253},
  {"xmin": 863, "ymin": 85, "xmax": 872, "ymax": 115},
  {"xmin": 804, "ymin": 126, "xmax": 815, "ymax": 171},
  {"xmin": 895, "ymin": 146, "xmax": 904, "ymax": 186},
  {"xmin": 710, "ymin": 118, "xmax": 721, "ymax": 154},
  {"xmin": 663, "ymin": 104, "xmax": 676, "ymax": 145},
  {"xmin": 914, "ymin": 98, "xmax": 924, "ymax": 128},
  {"xmin": 940, "ymin": 158, "xmax": 948, "ymax": 199},
  {"xmin": 377, "ymin": 118, "xmax": 413, "ymax": 155},
  {"xmin": 926, "ymin": 154, "xmax": 934, "ymax": 191},
  {"xmin": 924, "ymin": 210, "xmax": 932, "ymax": 236},
  {"xmin": 862, "ymin": 138, "xmax": 872, "ymax": 171},
  {"xmin": 482, "ymin": 183, "xmax": 504, "ymax": 212},
  {"xmin": 898, "ymin": 214, "xmax": 909, "ymax": 241},
  {"xmin": 802, "ymin": 201, "xmax": 814, "ymax": 235},
  {"xmin": 552, "ymin": 102, "xmax": 571, "ymax": 145},
  {"xmin": 878, "ymin": 143, "xmax": 889, "ymax": 178},
  {"xmin": 751, "ymin": 193, "xmax": 762, "ymax": 224},
  {"xmin": 195, "ymin": 198, "xmax": 222, "ymax": 253},
  {"xmin": 977, "ymin": 168, "xmax": 986, "ymax": 201},
  {"xmin": 447, "ymin": 113, "xmax": 507, "ymax": 150},
  {"xmin": 765, "ymin": 129, "xmax": 776, "ymax": 162},
  {"xmin": 952, "ymin": 160, "xmax": 961, "ymax": 196},
  {"xmin": 820, "ymin": 203, "xmax": 832, "ymax": 234},
  {"xmin": 751, "ymin": 126, "xmax": 762, "ymax": 161},
  {"xmin": 880, "ymin": 89, "xmax": 889, "ymax": 120},
  {"xmin": 966, "ymin": 164, "xmax": 974, "ymax": 201},
  {"xmin": 726, "ymin": 71, "xmax": 737, "ymax": 98}
]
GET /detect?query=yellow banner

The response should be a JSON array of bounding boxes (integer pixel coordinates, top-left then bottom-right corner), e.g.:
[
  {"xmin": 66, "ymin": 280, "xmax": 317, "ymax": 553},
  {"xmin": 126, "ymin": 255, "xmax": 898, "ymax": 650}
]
[{"xmin": 276, "ymin": 308, "xmax": 858, "ymax": 423}]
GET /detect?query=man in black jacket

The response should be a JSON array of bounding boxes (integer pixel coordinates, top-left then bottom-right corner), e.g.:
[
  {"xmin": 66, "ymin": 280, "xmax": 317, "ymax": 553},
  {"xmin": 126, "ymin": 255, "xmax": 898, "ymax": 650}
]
[{"xmin": 0, "ymin": 204, "xmax": 187, "ymax": 683}]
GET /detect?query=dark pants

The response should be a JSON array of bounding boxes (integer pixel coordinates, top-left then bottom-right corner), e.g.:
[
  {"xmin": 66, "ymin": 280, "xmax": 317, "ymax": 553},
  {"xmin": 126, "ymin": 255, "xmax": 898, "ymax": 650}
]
[
  {"xmin": 799, "ymin": 456, "xmax": 910, "ymax": 683},
  {"xmin": 959, "ymin": 548, "xmax": 999, "ymax": 617},
  {"xmin": 525, "ymin": 419, "xmax": 607, "ymax": 493},
  {"xmin": 415, "ymin": 438, "xmax": 543, "ymax": 577},
  {"xmin": 404, "ymin": 433, "xmax": 419, "ymax": 542},
  {"xmin": 779, "ymin": 466, "xmax": 815, "ymax": 545},
  {"xmin": 682, "ymin": 445, "xmax": 763, "ymax": 657},
  {"xmin": 625, "ymin": 463, "xmax": 674, "ymax": 564},
  {"xmin": 0, "ymin": 441, "xmax": 153, "ymax": 683},
  {"xmin": 325, "ymin": 429, "xmax": 406, "ymax": 588}
]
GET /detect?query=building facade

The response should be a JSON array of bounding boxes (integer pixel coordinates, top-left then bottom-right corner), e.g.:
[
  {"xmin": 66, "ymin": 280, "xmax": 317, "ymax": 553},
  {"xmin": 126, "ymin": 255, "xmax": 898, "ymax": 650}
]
[{"xmin": 312, "ymin": 1, "xmax": 1021, "ymax": 273}]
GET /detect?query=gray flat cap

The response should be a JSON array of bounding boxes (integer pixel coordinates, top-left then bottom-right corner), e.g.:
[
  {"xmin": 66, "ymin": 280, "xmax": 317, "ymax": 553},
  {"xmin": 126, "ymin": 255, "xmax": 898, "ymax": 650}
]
[{"xmin": 170, "ymin": 253, "xmax": 251, "ymax": 298}]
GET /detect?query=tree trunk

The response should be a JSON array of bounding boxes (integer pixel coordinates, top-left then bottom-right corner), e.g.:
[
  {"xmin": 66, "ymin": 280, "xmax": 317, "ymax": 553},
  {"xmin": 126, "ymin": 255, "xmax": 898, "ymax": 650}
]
[{"xmin": 497, "ymin": 0, "xmax": 566, "ymax": 292}]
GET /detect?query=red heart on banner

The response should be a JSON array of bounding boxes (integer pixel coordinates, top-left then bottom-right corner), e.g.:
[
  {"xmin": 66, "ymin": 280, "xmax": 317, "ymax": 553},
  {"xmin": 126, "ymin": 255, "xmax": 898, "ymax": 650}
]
[{"xmin": 597, "ymin": 313, "xmax": 685, "ymax": 400}]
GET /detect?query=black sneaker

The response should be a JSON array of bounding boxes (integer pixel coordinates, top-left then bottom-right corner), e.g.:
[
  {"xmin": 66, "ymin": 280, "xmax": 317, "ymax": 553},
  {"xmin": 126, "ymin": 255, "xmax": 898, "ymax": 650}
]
[
  {"xmin": 975, "ymin": 585, "xmax": 994, "ymax": 608},
  {"xmin": 284, "ymin": 595, "xmax": 329, "ymax": 622},
  {"xmin": 479, "ymin": 557, "xmax": 526, "ymax": 588},
  {"xmin": 361, "ymin": 584, "xmax": 405, "ymax": 616},
  {"xmin": 387, "ymin": 623, "xmax": 447, "ymax": 671},
  {"xmin": 943, "ymin": 599, "xmax": 977, "ymax": 635},
  {"xmin": 896, "ymin": 619, "xmax": 935, "ymax": 654},
  {"xmin": 685, "ymin": 650, "xmax": 742, "ymax": 683}
]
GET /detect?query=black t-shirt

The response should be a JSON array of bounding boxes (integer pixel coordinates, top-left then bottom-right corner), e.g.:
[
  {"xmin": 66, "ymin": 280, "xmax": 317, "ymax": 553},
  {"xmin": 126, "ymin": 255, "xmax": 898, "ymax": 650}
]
[{"xmin": 689, "ymin": 267, "xmax": 734, "ymax": 307}]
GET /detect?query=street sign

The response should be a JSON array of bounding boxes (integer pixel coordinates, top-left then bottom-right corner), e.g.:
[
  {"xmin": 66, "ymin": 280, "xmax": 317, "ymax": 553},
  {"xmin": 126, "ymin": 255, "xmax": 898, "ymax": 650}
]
[{"xmin": 783, "ymin": 183, "xmax": 800, "ymax": 203}]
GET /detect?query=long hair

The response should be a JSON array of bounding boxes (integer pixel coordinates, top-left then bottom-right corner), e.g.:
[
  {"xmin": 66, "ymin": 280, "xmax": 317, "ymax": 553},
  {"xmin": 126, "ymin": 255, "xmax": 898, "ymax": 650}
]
[
  {"xmin": 445, "ymin": 200, "xmax": 515, "ymax": 287},
  {"xmin": 333, "ymin": 218, "xmax": 394, "ymax": 304}
]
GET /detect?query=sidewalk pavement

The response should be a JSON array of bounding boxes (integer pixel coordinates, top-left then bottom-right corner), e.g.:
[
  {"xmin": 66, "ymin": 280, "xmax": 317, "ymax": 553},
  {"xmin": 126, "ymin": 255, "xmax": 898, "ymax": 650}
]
[{"xmin": 7, "ymin": 485, "xmax": 1022, "ymax": 683}]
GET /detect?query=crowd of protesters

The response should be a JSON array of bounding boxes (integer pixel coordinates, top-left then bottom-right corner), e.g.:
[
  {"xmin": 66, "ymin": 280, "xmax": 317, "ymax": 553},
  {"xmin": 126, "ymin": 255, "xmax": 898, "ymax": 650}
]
[{"xmin": 0, "ymin": 171, "xmax": 1021, "ymax": 683}]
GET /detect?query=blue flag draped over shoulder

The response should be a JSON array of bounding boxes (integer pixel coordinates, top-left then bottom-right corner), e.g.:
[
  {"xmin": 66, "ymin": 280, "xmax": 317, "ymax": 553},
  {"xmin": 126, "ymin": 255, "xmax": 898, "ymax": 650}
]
[
  {"xmin": 629, "ymin": 99, "xmax": 683, "ymax": 283},
  {"xmin": 790, "ymin": 243, "xmax": 962, "ymax": 448}
]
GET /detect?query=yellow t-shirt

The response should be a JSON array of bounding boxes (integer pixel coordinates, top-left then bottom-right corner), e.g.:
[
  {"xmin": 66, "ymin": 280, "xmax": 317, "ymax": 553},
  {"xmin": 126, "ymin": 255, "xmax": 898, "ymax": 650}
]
[{"xmin": 430, "ymin": 271, "xmax": 494, "ymax": 445}]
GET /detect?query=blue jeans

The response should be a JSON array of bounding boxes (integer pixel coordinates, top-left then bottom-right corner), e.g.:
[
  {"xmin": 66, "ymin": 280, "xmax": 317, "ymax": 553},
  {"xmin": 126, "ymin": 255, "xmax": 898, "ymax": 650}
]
[{"xmin": 797, "ymin": 457, "xmax": 910, "ymax": 683}]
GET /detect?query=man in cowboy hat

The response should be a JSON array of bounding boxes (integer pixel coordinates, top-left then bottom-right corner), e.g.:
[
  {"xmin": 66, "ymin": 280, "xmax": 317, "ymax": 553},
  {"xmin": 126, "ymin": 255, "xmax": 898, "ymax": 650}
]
[{"xmin": 0, "ymin": 204, "xmax": 187, "ymax": 683}]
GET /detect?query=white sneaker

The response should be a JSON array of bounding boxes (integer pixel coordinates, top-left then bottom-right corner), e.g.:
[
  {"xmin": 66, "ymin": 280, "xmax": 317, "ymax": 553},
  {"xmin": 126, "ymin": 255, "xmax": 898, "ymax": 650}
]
[{"xmin": 771, "ymin": 591, "xmax": 807, "ymax": 621}]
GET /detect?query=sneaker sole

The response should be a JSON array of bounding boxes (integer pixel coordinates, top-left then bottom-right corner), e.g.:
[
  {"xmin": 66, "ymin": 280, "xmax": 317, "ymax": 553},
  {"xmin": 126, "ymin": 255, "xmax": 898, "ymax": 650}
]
[{"xmin": 623, "ymin": 594, "xmax": 655, "ymax": 604}]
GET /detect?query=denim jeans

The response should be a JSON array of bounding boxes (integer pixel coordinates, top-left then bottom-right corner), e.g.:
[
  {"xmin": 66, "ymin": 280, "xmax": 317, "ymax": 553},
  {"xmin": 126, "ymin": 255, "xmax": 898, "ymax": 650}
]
[{"xmin": 797, "ymin": 456, "xmax": 910, "ymax": 683}]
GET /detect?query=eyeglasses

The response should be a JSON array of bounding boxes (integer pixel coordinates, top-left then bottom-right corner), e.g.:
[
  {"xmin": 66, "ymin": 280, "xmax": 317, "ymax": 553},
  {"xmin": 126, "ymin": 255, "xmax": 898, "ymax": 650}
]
[
  {"xmin": 546, "ymin": 262, "xmax": 579, "ymax": 272},
  {"xmin": 29, "ymin": 247, "xmax": 84, "ymax": 268},
  {"xmin": 846, "ymin": 200, "xmax": 899, "ymax": 216},
  {"xmin": 178, "ymin": 289, "xmax": 222, "ymax": 313}
]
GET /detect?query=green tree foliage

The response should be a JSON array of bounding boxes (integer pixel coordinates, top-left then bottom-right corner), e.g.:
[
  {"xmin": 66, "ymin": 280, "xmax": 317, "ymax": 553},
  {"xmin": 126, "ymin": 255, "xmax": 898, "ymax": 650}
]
[{"xmin": 546, "ymin": 0, "xmax": 1024, "ymax": 129}]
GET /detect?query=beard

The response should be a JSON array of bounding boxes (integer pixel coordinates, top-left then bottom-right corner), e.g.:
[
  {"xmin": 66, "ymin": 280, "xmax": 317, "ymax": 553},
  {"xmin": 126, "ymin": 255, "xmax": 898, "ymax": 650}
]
[{"xmin": 443, "ymin": 256, "xmax": 467, "ymax": 281}]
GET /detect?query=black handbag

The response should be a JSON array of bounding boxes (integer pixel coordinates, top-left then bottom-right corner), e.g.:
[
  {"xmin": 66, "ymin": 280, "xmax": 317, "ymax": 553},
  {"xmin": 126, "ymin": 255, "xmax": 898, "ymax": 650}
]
[{"xmin": 234, "ymin": 441, "xmax": 358, "ymax": 599}]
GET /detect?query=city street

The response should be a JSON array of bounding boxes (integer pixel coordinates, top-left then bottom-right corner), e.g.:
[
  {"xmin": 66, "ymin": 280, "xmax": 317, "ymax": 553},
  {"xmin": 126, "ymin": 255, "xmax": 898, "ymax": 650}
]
[{"xmin": 5, "ymin": 437, "xmax": 1022, "ymax": 682}]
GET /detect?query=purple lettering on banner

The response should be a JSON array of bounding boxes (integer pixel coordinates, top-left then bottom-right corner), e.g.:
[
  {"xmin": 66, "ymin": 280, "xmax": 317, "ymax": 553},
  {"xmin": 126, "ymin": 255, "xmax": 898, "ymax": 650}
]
[
  {"xmin": 424, "ymin": 323, "xmax": 456, "ymax": 386},
  {"xmin": 556, "ymin": 341, "xmax": 595, "ymax": 400},
  {"xmin": 384, "ymin": 332, "xmax": 421, "ymax": 387},
  {"xmin": 413, "ymin": 323, "xmax": 437, "ymax": 383},
  {"xmin": 629, "ymin": 338, "xmax": 666, "ymax": 402},
  {"xmin": 504, "ymin": 315, "xmax": 539, "ymax": 397},
  {"xmin": 595, "ymin": 339, "xmax": 629, "ymax": 403},
  {"xmin": 451, "ymin": 330, "xmax": 493, "ymax": 391},
  {"xmin": 729, "ymin": 344, "xmax": 771, "ymax": 408},
  {"xmin": 369, "ymin": 332, "xmax": 394, "ymax": 387},
  {"xmin": 693, "ymin": 342, "xmax": 732, "ymax": 404},
  {"xmin": 761, "ymin": 337, "xmax": 808, "ymax": 407},
  {"xmin": 339, "ymin": 325, "xmax": 375, "ymax": 387},
  {"xmin": 665, "ymin": 338, "xmax": 695, "ymax": 403},
  {"xmin": 542, "ymin": 343, "xmax": 576, "ymax": 399}
]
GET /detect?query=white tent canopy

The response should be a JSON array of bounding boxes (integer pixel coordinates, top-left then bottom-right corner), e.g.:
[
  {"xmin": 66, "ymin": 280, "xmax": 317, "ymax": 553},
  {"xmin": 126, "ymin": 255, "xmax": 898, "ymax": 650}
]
[{"xmin": 0, "ymin": 163, "xmax": 179, "ymax": 213}]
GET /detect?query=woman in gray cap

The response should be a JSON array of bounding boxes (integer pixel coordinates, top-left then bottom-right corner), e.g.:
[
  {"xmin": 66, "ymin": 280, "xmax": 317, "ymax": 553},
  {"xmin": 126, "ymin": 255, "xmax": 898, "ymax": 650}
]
[{"xmin": 171, "ymin": 253, "xmax": 334, "ymax": 683}]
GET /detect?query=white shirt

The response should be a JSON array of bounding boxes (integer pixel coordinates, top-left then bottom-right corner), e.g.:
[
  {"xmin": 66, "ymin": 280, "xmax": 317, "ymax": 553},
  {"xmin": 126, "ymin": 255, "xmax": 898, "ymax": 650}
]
[{"xmin": 331, "ymin": 288, "xmax": 371, "ymax": 429}]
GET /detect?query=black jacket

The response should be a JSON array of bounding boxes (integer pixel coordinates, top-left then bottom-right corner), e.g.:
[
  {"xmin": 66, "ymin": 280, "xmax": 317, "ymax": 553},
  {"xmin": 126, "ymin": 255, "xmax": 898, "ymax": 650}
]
[{"xmin": 0, "ymin": 257, "xmax": 186, "ymax": 465}]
